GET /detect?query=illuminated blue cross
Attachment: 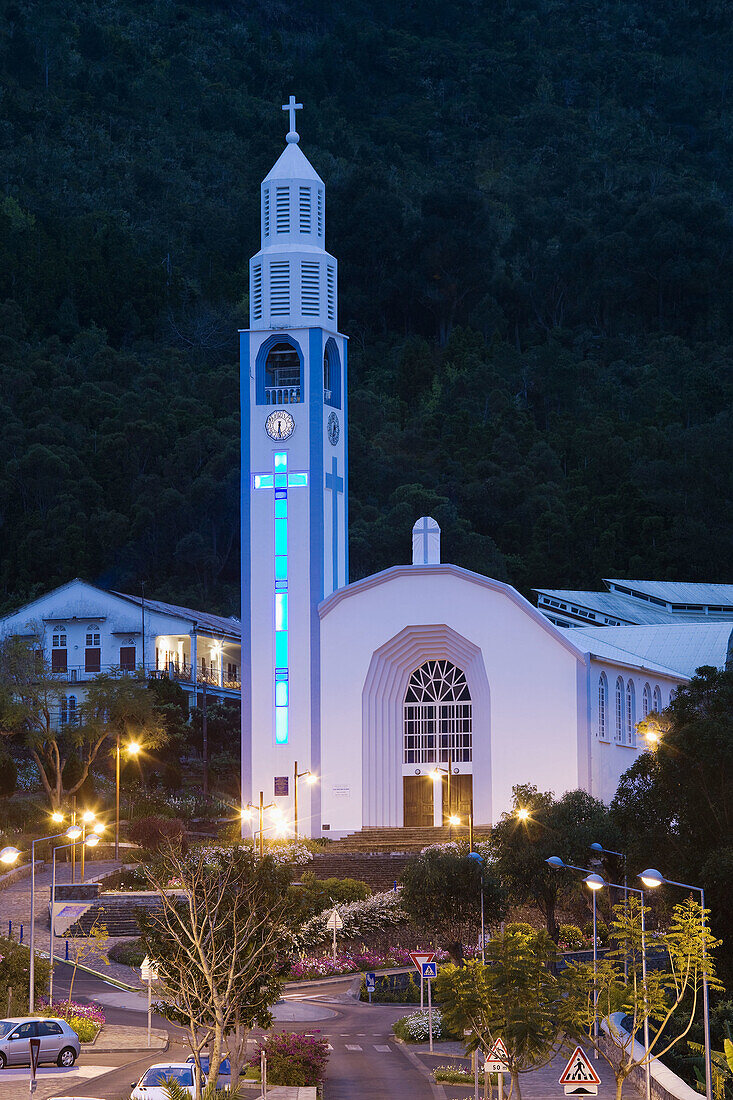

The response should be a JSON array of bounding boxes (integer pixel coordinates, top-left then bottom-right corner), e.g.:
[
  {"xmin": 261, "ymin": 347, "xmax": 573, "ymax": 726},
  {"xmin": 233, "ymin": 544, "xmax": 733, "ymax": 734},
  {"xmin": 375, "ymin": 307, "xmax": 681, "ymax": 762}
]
[{"xmin": 325, "ymin": 456, "xmax": 344, "ymax": 592}]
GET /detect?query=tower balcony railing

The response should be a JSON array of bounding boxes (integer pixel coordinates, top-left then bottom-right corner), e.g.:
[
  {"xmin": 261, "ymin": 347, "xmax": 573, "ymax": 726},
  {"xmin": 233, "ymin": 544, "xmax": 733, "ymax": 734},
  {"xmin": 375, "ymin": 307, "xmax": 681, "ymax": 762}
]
[{"xmin": 265, "ymin": 385, "xmax": 300, "ymax": 405}]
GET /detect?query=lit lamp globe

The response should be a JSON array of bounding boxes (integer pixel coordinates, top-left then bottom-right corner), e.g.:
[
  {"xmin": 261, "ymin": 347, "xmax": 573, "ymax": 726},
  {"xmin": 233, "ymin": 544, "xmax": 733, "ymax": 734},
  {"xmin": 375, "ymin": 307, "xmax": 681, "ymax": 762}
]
[
  {"xmin": 305, "ymin": 773, "xmax": 318, "ymax": 786},
  {"xmin": 584, "ymin": 873, "xmax": 605, "ymax": 891},
  {"xmin": 66, "ymin": 825, "xmax": 82, "ymax": 840},
  {"xmin": 82, "ymin": 810, "xmax": 95, "ymax": 824},
  {"xmin": 51, "ymin": 811, "xmax": 64, "ymax": 825},
  {"xmin": 127, "ymin": 742, "xmax": 141, "ymax": 756},
  {"xmin": 545, "ymin": 855, "xmax": 565, "ymax": 869},
  {"xmin": 640, "ymin": 869, "xmax": 664, "ymax": 889},
  {"xmin": 0, "ymin": 846, "xmax": 21, "ymax": 866},
  {"xmin": 516, "ymin": 808, "xmax": 530, "ymax": 822},
  {"xmin": 241, "ymin": 807, "xmax": 253, "ymax": 821},
  {"xmin": 93, "ymin": 822, "xmax": 105, "ymax": 835},
  {"xmin": 449, "ymin": 814, "xmax": 461, "ymax": 827},
  {"xmin": 85, "ymin": 834, "xmax": 100, "ymax": 849}
]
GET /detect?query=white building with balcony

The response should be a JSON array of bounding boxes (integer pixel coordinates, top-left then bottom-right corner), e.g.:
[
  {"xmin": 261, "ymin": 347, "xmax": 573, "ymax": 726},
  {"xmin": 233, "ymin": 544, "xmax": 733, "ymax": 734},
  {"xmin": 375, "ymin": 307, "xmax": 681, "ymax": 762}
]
[{"xmin": 0, "ymin": 579, "xmax": 241, "ymax": 727}]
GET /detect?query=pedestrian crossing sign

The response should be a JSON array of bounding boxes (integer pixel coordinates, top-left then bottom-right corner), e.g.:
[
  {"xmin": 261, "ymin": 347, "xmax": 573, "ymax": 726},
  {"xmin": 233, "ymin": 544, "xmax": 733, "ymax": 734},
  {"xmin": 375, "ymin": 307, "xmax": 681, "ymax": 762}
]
[{"xmin": 559, "ymin": 1047, "xmax": 601, "ymax": 1094}]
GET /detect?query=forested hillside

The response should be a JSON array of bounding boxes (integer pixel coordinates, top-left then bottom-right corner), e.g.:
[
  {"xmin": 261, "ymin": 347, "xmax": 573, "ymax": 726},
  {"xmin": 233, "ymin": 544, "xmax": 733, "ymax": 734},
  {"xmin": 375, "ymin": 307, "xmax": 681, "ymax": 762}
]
[{"xmin": 0, "ymin": 0, "xmax": 731, "ymax": 615}]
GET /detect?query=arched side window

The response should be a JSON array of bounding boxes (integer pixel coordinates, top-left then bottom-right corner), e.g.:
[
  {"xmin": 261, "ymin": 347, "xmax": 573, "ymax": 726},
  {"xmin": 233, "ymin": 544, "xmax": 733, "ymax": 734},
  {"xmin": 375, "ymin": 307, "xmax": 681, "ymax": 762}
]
[
  {"xmin": 598, "ymin": 673, "xmax": 608, "ymax": 740},
  {"xmin": 323, "ymin": 338, "xmax": 341, "ymax": 408},
  {"xmin": 404, "ymin": 659, "xmax": 472, "ymax": 766},
  {"xmin": 653, "ymin": 685, "xmax": 662, "ymax": 712},
  {"xmin": 615, "ymin": 677, "xmax": 624, "ymax": 743},
  {"xmin": 256, "ymin": 336, "xmax": 304, "ymax": 406},
  {"xmin": 642, "ymin": 683, "xmax": 651, "ymax": 719},
  {"xmin": 68, "ymin": 695, "xmax": 77, "ymax": 725},
  {"xmin": 625, "ymin": 680, "xmax": 636, "ymax": 746}
]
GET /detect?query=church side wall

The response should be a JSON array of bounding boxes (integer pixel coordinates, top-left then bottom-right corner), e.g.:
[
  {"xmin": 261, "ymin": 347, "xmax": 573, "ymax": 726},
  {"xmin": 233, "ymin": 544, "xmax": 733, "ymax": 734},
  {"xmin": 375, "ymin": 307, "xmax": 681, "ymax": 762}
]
[{"xmin": 319, "ymin": 570, "xmax": 584, "ymax": 832}]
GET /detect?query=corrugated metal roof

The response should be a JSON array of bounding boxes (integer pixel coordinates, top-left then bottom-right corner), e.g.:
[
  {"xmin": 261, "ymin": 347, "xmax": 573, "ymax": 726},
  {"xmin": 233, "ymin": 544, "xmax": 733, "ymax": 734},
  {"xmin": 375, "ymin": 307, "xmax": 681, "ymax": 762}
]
[
  {"xmin": 568, "ymin": 623, "xmax": 732, "ymax": 678},
  {"xmin": 604, "ymin": 580, "xmax": 733, "ymax": 605},
  {"xmin": 533, "ymin": 589, "xmax": 681, "ymax": 625},
  {"xmin": 114, "ymin": 593, "xmax": 241, "ymax": 640}
]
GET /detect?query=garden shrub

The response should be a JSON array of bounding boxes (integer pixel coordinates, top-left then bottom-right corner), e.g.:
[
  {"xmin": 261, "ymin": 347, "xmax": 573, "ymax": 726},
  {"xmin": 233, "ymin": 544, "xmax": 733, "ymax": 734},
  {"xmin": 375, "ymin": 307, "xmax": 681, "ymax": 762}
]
[
  {"xmin": 394, "ymin": 1009, "xmax": 445, "ymax": 1042},
  {"xmin": 250, "ymin": 1032, "xmax": 329, "ymax": 1086},
  {"xmin": 583, "ymin": 918, "xmax": 610, "ymax": 947},
  {"xmin": 559, "ymin": 924, "xmax": 585, "ymax": 950},
  {"xmin": 0, "ymin": 752, "xmax": 17, "ymax": 796},
  {"xmin": 109, "ymin": 939, "xmax": 146, "ymax": 968},
  {"xmin": 505, "ymin": 921, "xmax": 536, "ymax": 937},
  {"xmin": 38, "ymin": 1001, "xmax": 104, "ymax": 1043},
  {"xmin": 360, "ymin": 972, "xmax": 421, "ymax": 1003},
  {"xmin": 128, "ymin": 815, "xmax": 186, "ymax": 852},
  {"xmin": 0, "ymin": 935, "xmax": 49, "ymax": 1013}
]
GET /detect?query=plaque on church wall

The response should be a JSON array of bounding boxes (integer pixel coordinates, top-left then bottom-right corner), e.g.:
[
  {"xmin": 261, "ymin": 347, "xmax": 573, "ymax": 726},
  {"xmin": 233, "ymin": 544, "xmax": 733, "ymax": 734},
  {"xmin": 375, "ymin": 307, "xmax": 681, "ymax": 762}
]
[
  {"xmin": 332, "ymin": 785, "xmax": 350, "ymax": 798},
  {"xmin": 274, "ymin": 776, "xmax": 289, "ymax": 796}
]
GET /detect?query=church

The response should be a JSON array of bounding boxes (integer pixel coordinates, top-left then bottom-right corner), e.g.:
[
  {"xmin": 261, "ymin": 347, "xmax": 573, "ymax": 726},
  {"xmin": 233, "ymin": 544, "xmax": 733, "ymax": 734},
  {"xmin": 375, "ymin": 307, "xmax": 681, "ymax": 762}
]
[{"xmin": 241, "ymin": 101, "xmax": 731, "ymax": 838}]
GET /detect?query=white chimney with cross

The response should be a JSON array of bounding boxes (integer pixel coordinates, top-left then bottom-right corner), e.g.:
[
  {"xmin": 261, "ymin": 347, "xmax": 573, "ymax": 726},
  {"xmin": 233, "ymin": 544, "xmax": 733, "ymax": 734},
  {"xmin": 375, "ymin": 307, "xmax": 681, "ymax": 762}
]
[{"xmin": 412, "ymin": 516, "xmax": 441, "ymax": 565}]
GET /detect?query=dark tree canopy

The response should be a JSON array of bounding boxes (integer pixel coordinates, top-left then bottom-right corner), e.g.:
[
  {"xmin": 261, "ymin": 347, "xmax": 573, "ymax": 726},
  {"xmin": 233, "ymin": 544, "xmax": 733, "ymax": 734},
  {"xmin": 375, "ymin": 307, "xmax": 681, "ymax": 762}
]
[{"xmin": 0, "ymin": 0, "xmax": 731, "ymax": 614}]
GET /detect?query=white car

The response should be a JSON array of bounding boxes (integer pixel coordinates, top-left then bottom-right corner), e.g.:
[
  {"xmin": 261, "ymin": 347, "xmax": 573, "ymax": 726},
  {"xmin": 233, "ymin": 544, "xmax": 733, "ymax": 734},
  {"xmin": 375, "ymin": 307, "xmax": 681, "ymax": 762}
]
[
  {"xmin": 130, "ymin": 1062, "xmax": 196, "ymax": 1099},
  {"xmin": 185, "ymin": 1053, "xmax": 232, "ymax": 1090}
]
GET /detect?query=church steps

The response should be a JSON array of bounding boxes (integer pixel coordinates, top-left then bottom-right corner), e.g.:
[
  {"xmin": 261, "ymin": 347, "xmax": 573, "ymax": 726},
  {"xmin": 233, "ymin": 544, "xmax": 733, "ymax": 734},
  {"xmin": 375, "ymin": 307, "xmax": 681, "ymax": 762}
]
[{"xmin": 320, "ymin": 825, "xmax": 493, "ymax": 854}]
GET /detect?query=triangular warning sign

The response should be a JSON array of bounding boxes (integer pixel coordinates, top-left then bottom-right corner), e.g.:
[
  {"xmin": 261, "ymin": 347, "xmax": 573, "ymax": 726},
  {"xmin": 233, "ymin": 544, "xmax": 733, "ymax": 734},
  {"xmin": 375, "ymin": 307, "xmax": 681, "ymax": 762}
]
[
  {"xmin": 559, "ymin": 1047, "xmax": 601, "ymax": 1087},
  {"xmin": 410, "ymin": 951, "xmax": 436, "ymax": 971},
  {"xmin": 488, "ymin": 1037, "xmax": 509, "ymax": 1062}
]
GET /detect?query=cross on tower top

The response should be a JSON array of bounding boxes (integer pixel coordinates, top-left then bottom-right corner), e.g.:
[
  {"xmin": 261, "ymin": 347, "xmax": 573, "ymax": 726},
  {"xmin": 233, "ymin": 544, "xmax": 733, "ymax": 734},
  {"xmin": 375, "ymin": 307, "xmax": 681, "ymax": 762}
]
[{"xmin": 282, "ymin": 95, "xmax": 303, "ymax": 144}]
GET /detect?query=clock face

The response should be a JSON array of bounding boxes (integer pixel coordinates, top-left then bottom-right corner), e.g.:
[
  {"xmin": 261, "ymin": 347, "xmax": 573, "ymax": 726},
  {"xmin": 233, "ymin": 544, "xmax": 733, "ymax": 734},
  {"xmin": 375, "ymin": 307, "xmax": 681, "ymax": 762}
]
[
  {"xmin": 265, "ymin": 410, "xmax": 295, "ymax": 440},
  {"xmin": 327, "ymin": 411, "xmax": 340, "ymax": 446}
]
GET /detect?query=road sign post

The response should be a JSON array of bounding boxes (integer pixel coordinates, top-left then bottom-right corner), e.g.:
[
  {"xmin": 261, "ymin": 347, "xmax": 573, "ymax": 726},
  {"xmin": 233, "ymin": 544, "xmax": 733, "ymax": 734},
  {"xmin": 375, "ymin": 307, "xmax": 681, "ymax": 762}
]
[
  {"xmin": 410, "ymin": 951, "xmax": 435, "ymax": 1012},
  {"xmin": 29, "ymin": 1036, "xmax": 40, "ymax": 1095},
  {"xmin": 420, "ymin": 960, "xmax": 438, "ymax": 1053},
  {"xmin": 326, "ymin": 906, "xmax": 343, "ymax": 963},
  {"xmin": 559, "ymin": 1047, "xmax": 601, "ymax": 1095},
  {"xmin": 365, "ymin": 971, "xmax": 376, "ymax": 1003},
  {"xmin": 141, "ymin": 955, "xmax": 159, "ymax": 1047}
]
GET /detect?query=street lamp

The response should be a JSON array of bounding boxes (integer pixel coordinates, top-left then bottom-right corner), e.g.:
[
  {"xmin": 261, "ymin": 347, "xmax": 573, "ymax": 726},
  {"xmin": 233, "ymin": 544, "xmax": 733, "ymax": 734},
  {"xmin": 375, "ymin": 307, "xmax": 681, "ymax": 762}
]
[
  {"xmin": 80, "ymin": 811, "xmax": 97, "ymax": 883},
  {"xmin": 0, "ymin": 846, "xmax": 21, "ymax": 866},
  {"xmin": 29, "ymin": 825, "xmax": 81, "ymax": 1012},
  {"xmin": 116, "ymin": 738, "xmax": 140, "ymax": 860},
  {"xmin": 547, "ymin": 857, "xmax": 601, "ymax": 1055},
  {"xmin": 591, "ymin": 842, "xmax": 629, "ymax": 978},
  {"xmin": 640, "ymin": 869, "xmax": 712, "ymax": 1100},
  {"xmin": 48, "ymin": 834, "xmax": 96, "ymax": 1003},
  {"xmin": 293, "ymin": 761, "xmax": 318, "ymax": 840},
  {"xmin": 244, "ymin": 792, "xmax": 278, "ymax": 857},
  {"xmin": 467, "ymin": 851, "xmax": 486, "ymax": 963},
  {"xmin": 430, "ymin": 764, "xmax": 453, "ymax": 825}
]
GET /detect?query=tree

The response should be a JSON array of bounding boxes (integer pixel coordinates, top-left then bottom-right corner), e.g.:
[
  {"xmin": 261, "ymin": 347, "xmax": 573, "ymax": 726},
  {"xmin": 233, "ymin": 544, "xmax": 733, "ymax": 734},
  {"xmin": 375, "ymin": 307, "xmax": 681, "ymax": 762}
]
[
  {"xmin": 611, "ymin": 668, "xmax": 733, "ymax": 981},
  {"xmin": 559, "ymin": 897, "xmax": 723, "ymax": 1100},
  {"xmin": 401, "ymin": 845, "xmax": 506, "ymax": 963},
  {"xmin": 436, "ymin": 927, "xmax": 562, "ymax": 1100},
  {"xmin": 0, "ymin": 637, "xmax": 166, "ymax": 810},
  {"xmin": 139, "ymin": 845, "xmax": 293, "ymax": 1098},
  {"xmin": 491, "ymin": 785, "xmax": 616, "ymax": 942}
]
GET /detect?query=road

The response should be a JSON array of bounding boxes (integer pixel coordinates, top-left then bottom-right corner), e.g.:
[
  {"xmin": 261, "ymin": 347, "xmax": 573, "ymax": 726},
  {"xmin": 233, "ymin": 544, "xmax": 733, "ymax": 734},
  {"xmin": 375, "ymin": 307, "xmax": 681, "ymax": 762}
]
[{"xmin": 39, "ymin": 964, "xmax": 443, "ymax": 1100}]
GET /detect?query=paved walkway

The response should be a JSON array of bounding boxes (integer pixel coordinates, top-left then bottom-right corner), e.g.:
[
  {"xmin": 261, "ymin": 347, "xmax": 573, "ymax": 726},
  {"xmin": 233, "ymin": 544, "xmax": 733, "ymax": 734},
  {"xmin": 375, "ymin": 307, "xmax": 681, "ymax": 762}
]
[{"xmin": 92, "ymin": 1023, "xmax": 167, "ymax": 1053}]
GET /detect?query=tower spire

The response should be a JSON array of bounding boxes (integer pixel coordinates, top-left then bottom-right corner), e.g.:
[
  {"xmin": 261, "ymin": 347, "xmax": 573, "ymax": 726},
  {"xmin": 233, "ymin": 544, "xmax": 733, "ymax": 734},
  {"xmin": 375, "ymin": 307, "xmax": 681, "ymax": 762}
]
[{"xmin": 282, "ymin": 95, "xmax": 303, "ymax": 144}]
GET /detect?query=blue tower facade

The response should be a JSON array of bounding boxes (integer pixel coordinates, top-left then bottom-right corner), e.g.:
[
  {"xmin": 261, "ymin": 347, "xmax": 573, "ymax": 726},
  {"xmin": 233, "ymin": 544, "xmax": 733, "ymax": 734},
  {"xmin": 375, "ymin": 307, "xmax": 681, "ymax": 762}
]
[{"xmin": 241, "ymin": 104, "xmax": 348, "ymax": 836}]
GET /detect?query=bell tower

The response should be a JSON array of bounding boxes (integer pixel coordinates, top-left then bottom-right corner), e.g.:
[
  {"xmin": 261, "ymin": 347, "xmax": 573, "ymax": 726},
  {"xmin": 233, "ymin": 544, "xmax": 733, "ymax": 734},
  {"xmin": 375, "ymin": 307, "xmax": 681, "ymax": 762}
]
[{"xmin": 241, "ymin": 98, "xmax": 348, "ymax": 837}]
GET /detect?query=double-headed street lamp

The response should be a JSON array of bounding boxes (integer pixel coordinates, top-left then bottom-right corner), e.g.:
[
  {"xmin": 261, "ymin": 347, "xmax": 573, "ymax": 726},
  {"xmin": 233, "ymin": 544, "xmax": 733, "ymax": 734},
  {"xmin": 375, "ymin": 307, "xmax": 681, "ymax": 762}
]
[
  {"xmin": 243, "ymin": 792, "xmax": 280, "ymax": 857},
  {"xmin": 49, "ymin": 833, "xmax": 99, "ymax": 1003},
  {"xmin": 547, "ymin": 857, "xmax": 602, "ymax": 1052},
  {"xmin": 293, "ymin": 762, "xmax": 317, "ymax": 841},
  {"xmin": 29, "ymin": 824, "xmax": 82, "ymax": 1011},
  {"xmin": 640, "ymin": 869, "xmax": 712, "ymax": 1100}
]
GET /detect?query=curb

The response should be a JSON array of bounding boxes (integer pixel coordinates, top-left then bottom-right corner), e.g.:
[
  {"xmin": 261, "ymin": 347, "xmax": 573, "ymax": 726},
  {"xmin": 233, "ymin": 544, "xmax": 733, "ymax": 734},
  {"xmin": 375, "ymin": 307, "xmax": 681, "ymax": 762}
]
[
  {"xmin": 393, "ymin": 1036, "xmax": 448, "ymax": 1099},
  {"xmin": 92, "ymin": 1039, "xmax": 169, "ymax": 1054},
  {"xmin": 52, "ymin": 955, "xmax": 142, "ymax": 992}
]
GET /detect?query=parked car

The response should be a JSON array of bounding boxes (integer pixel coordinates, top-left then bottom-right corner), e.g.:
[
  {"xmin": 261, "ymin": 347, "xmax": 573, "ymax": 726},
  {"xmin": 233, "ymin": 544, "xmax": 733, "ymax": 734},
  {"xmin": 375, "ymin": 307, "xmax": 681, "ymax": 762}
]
[
  {"xmin": 185, "ymin": 1053, "xmax": 232, "ymax": 1089},
  {"xmin": 130, "ymin": 1063, "xmax": 196, "ymax": 1100},
  {"xmin": 0, "ymin": 1017, "xmax": 80, "ymax": 1069}
]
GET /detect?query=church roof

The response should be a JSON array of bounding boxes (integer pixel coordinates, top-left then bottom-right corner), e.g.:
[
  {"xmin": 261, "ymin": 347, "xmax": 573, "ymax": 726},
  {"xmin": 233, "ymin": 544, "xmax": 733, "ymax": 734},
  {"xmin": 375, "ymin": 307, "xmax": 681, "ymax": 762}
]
[
  {"xmin": 568, "ymin": 622, "xmax": 733, "ymax": 678},
  {"xmin": 263, "ymin": 141, "xmax": 323, "ymax": 184}
]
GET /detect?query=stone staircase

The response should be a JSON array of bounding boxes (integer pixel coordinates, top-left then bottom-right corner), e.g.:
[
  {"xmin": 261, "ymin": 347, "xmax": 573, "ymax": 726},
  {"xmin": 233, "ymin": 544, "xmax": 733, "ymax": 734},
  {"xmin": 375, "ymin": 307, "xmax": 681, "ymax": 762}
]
[
  {"xmin": 323, "ymin": 825, "xmax": 492, "ymax": 852},
  {"xmin": 308, "ymin": 852, "xmax": 412, "ymax": 890},
  {"xmin": 66, "ymin": 892, "xmax": 164, "ymax": 937}
]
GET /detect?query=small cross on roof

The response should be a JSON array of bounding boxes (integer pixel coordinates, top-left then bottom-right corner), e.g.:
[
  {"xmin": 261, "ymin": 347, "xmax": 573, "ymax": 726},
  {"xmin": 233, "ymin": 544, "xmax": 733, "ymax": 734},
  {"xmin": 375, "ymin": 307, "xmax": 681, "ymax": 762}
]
[{"xmin": 282, "ymin": 95, "xmax": 303, "ymax": 143}]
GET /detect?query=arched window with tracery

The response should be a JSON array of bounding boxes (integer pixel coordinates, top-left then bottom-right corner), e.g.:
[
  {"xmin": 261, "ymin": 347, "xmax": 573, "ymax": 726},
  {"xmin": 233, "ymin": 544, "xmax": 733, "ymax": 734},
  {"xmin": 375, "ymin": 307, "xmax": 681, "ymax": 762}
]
[
  {"xmin": 598, "ymin": 673, "xmax": 608, "ymax": 740},
  {"xmin": 653, "ymin": 685, "xmax": 662, "ymax": 713},
  {"xmin": 615, "ymin": 677, "xmax": 624, "ymax": 743},
  {"xmin": 642, "ymin": 683, "xmax": 652, "ymax": 719},
  {"xmin": 625, "ymin": 680, "xmax": 636, "ymax": 745},
  {"xmin": 403, "ymin": 660, "xmax": 472, "ymax": 765}
]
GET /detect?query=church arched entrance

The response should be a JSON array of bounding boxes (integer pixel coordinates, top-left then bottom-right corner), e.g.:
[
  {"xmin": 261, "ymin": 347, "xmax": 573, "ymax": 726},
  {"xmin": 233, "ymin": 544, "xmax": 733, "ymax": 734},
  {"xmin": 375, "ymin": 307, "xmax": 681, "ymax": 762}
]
[{"xmin": 403, "ymin": 658, "xmax": 473, "ymax": 827}]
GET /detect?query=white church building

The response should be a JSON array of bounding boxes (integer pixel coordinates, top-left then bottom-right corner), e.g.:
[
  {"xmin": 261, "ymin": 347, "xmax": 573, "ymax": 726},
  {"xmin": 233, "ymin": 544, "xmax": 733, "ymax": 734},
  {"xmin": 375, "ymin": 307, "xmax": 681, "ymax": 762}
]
[{"xmin": 240, "ymin": 102, "xmax": 732, "ymax": 837}]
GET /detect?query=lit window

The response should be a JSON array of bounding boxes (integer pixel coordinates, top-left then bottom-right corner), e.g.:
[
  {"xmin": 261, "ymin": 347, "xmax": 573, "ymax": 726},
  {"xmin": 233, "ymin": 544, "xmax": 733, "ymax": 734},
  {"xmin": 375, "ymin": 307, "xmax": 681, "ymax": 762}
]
[
  {"xmin": 403, "ymin": 660, "xmax": 472, "ymax": 765},
  {"xmin": 275, "ymin": 593, "xmax": 288, "ymax": 631}
]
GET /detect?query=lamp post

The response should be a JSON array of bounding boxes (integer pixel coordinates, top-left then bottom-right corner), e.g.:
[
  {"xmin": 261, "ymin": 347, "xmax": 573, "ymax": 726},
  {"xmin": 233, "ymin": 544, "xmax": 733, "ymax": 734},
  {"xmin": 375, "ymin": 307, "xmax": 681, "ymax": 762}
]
[
  {"xmin": 80, "ymin": 811, "xmax": 96, "ymax": 883},
  {"xmin": 640, "ymin": 869, "xmax": 712, "ymax": 1100},
  {"xmin": 430, "ymin": 764, "xmax": 452, "ymax": 826},
  {"xmin": 293, "ymin": 762, "xmax": 317, "ymax": 840},
  {"xmin": 591, "ymin": 842, "xmax": 628, "ymax": 979},
  {"xmin": 467, "ymin": 851, "xmax": 486, "ymax": 963},
  {"xmin": 244, "ymin": 792, "xmax": 278, "ymax": 857},
  {"xmin": 49, "ymin": 834, "xmax": 97, "ymax": 1003},
  {"xmin": 29, "ymin": 826, "xmax": 81, "ymax": 1012},
  {"xmin": 547, "ymin": 857, "xmax": 601, "ymax": 1055},
  {"xmin": 116, "ymin": 739, "xmax": 140, "ymax": 861}
]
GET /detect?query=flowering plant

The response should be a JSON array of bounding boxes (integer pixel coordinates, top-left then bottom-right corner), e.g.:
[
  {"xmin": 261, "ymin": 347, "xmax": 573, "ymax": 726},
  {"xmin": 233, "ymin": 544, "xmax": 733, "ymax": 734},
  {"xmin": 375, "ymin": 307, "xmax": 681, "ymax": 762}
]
[
  {"xmin": 37, "ymin": 999, "xmax": 105, "ymax": 1043},
  {"xmin": 397, "ymin": 1008, "xmax": 444, "ymax": 1042},
  {"xmin": 250, "ymin": 1031, "xmax": 329, "ymax": 1085},
  {"xmin": 296, "ymin": 888, "xmax": 407, "ymax": 948}
]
